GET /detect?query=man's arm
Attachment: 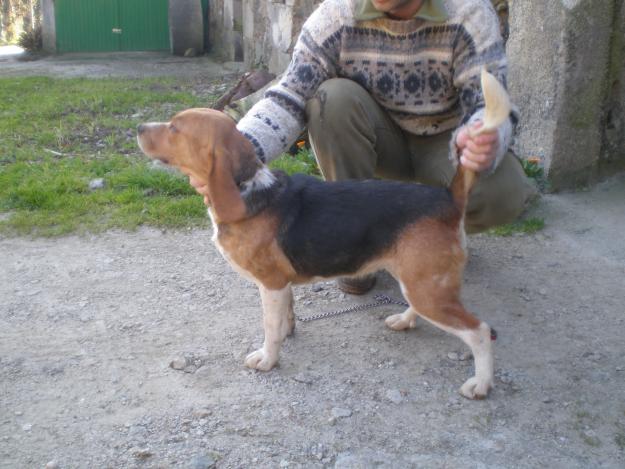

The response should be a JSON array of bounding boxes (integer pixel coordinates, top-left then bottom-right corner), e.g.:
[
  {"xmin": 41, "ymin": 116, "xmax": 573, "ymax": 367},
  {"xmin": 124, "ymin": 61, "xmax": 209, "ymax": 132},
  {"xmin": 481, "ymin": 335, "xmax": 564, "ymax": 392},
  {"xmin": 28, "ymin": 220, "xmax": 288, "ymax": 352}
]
[
  {"xmin": 236, "ymin": 0, "xmax": 346, "ymax": 162},
  {"xmin": 450, "ymin": 1, "xmax": 516, "ymax": 174}
]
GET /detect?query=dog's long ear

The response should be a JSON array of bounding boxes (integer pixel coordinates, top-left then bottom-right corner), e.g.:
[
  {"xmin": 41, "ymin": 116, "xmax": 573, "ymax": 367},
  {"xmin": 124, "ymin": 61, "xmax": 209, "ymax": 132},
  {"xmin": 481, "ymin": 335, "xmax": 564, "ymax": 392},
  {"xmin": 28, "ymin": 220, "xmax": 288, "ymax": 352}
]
[{"xmin": 206, "ymin": 144, "xmax": 248, "ymax": 224}]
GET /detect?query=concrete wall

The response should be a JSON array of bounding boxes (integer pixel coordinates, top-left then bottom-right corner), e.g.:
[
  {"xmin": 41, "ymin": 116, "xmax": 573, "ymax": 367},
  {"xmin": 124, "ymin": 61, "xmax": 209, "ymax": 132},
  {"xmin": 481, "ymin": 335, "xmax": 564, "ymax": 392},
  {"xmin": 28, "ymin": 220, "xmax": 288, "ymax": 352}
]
[
  {"xmin": 216, "ymin": 0, "xmax": 320, "ymax": 71},
  {"xmin": 508, "ymin": 0, "xmax": 623, "ymax": 189}
]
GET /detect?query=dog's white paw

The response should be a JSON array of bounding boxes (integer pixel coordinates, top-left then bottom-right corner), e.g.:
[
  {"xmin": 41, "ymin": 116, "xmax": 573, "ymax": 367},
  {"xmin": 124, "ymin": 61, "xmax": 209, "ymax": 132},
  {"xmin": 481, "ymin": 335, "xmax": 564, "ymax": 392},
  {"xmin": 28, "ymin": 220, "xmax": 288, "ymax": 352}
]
[
  {"xmin": 385, "ymin": 313, "xmax": 416, "ymax": 331},
  {"xmin": 459, "ymin": 376, "xmax": 492, "ymax": 400},
  {"xmin": 244, "ymin": 348, "xmax": 277, "ymax": 371}
]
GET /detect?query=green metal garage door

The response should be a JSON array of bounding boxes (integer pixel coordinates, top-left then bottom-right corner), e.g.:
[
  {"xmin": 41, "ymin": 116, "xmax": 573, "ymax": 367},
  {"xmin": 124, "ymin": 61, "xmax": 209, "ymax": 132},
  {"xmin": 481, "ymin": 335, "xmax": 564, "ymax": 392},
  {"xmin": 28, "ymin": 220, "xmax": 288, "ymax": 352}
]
[{"xmin": 55, "ymin": 0, "xmax": 170, "ymax": 53}]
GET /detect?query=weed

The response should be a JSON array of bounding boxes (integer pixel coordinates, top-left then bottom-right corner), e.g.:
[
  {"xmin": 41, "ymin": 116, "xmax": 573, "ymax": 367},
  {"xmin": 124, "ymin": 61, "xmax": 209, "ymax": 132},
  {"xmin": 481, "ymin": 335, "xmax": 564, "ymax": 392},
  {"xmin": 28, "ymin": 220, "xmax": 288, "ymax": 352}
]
[{"xmin": 521, "ymin": 157, "xmax": 544, "ymax": 180}]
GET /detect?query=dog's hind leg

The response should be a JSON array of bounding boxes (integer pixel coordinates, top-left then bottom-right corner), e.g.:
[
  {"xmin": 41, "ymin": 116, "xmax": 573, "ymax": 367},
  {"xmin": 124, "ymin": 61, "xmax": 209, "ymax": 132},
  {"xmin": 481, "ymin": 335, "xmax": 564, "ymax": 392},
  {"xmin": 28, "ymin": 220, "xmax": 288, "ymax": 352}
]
[
  {"xmin": 244, "ymin": 283, "xmax": 294, "ymax": 371},
  {"xmin": 399, "ymin": 280, "xmax": 494, "ymax": 399}
]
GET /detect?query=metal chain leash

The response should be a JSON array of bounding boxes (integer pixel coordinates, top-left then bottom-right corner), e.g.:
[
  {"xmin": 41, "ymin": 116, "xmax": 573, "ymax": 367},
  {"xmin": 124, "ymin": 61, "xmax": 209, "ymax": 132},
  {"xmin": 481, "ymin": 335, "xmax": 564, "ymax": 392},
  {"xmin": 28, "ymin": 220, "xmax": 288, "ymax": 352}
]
[{"xmin": 296, "ymin": 294, "xmax": 409, "ymax": 322}]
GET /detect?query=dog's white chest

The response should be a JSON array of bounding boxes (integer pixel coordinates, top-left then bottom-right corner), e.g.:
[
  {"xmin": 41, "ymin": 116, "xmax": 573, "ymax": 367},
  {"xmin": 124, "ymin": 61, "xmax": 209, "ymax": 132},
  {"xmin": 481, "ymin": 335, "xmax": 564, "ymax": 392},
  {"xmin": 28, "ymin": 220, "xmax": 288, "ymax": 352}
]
[{"xmin": 208, "ymin": 209, "xmax": 257, "ymax": 283}]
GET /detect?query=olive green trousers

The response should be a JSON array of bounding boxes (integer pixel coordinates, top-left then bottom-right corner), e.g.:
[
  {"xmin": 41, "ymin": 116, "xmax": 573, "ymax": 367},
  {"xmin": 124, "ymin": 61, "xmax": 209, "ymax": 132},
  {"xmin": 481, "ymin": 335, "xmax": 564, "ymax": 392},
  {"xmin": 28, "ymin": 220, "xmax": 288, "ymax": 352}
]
[{"xmin": 306, "ymin": 78, "xmax": 536, "ymax": 233}]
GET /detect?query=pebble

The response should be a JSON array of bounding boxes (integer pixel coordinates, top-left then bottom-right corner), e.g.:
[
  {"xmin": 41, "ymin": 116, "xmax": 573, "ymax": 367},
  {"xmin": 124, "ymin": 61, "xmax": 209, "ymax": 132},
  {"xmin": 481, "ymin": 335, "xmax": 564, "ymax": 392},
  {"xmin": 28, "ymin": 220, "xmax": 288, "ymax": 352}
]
[
  {"xmin": 193, "ymin": 408, "xmax": 212, "ymax": 418},
  {"xmin": 88, "ymin": 178, "xmax": 105, "ymax": 190},
  {"xmin": 131, "ymin": 447, "xmax": 152, "ymax": 459},
  {"xmin": 311, "ymin": 284, "xmax": 324, "ymax": 292},
  {"xmin": 385, "ymin": 389, "xmax": 403, "ymax": 404},
  {"xmin": 170, "ymin": 357, "xmax": 187, "ymax": 370},
  {"xmin": 292, "ymin": 373, "xmax": 315, "ymax": 385},
  {"xmin": 190, "ymin": 454, "xmax": 218, "ymax": 469},
  {"xmin": 45, "ymin": 462, "xmax": 60, "ymax": 469},
  {"xmin": 22, "ymin": 423, "xmax": 32, "ymax": 431},
  {"xmin": 331, "ymin": 407, "xmax": 352, "ymax": 418}
]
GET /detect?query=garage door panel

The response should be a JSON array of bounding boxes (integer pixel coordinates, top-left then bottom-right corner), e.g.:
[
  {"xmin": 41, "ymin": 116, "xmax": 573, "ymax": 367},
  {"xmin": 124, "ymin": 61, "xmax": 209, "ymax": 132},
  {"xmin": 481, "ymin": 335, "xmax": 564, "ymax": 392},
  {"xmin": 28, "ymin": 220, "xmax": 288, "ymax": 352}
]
[
  {"xmin": 56, "ymin": 0, "xmax": 120, "ymax": 52},
  {"xmin": 119, "ymin": 0, "xmax": 170, "ymax": 51}
]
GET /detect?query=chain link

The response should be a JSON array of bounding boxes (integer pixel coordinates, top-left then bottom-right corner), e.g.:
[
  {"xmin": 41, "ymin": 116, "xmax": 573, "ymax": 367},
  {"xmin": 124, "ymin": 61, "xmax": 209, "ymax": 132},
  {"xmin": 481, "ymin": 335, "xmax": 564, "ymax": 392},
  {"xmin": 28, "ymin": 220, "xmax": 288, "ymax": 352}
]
[{"xmin": 295, "ymin": 294, "xmax": 409, "ymax": 322}]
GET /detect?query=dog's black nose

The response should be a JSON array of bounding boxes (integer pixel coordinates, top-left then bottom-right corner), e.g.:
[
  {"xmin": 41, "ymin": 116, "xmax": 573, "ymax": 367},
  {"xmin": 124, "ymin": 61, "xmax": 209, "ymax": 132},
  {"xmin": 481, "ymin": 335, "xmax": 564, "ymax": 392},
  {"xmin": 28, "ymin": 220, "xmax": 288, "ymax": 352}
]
[{"xmin": 137, "ymin": 124, "xmax": 146, "ymax": 135}]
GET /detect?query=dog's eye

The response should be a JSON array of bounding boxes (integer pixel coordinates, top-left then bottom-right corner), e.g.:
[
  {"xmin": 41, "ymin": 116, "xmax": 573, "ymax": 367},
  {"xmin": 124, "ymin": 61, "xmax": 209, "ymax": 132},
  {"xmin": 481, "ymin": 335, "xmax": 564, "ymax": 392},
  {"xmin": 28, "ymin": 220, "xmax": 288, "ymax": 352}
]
[{"xmin": 169, "ymin": 123, "xmax": 178, "ymax": 133}]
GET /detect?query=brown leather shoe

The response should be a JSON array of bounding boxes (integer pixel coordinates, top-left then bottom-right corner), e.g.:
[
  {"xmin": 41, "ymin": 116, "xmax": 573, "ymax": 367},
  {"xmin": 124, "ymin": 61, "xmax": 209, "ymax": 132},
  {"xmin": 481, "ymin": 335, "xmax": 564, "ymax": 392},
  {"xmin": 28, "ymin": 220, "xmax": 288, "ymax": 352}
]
[{"xmin": 336, "ymin": 274, "xmax": 377, "ymax": 295}]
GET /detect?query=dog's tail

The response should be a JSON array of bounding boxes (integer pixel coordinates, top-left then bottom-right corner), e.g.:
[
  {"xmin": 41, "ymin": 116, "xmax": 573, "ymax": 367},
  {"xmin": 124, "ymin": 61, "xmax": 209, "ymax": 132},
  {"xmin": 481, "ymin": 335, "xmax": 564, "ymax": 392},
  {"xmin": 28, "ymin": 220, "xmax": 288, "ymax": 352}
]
[
  {"xmin": 449, "ymin": 69, "xmax": 511, "ymax": 212},
  {"xmin": 450, "ymin": 164, "xmax": 477, "ymax": 213}
]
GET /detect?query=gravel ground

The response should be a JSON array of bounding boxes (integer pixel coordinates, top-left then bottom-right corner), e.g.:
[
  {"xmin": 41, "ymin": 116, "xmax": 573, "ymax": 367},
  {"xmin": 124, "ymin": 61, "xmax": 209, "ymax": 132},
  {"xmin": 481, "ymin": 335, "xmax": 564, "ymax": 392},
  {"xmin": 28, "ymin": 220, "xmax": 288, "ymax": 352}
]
[
  {"xmin": 2, "ymin": 175, "xmax": 625, "ymax": 468},
  {"xmin": 1, "ymin": 49, "xmax": 624, "ymax": 468}
]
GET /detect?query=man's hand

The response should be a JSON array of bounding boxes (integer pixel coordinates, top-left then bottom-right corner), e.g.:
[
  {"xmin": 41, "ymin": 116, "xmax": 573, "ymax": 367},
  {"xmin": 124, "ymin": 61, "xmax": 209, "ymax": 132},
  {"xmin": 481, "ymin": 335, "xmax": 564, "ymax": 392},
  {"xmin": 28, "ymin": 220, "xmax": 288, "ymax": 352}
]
[
  {"xmin": 189, "ymin": 176, "xmax": 210, "ymax": 206},
  {"xmin": 455, "ymin": 121, "xmax": 500, "ymax": 173}
]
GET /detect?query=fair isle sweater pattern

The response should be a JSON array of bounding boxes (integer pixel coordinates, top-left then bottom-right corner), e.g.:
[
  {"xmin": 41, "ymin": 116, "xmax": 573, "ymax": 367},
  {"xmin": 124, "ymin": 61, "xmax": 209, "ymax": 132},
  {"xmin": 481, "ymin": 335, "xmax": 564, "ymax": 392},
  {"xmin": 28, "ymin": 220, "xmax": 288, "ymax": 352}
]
[{"xmin": 236, "ymin": 0, "xmax": 513, "ymax": 167}]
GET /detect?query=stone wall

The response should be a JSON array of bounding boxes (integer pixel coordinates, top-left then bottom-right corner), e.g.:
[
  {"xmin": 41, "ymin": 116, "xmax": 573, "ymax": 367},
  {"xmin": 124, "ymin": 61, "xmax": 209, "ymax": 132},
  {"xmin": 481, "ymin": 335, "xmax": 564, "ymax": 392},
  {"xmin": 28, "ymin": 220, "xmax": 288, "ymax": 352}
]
[{"xmin": 508, "ymin": 0, "xmax": 624, "ymax": 189}]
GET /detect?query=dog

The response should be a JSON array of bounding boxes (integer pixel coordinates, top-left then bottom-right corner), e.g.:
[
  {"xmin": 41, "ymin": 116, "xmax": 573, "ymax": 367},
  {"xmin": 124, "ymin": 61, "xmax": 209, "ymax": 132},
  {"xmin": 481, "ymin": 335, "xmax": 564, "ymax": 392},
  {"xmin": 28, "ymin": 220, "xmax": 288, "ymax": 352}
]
[{"xmin": 137, "ymin": 71, "xmax": 509, "ymax": 399}]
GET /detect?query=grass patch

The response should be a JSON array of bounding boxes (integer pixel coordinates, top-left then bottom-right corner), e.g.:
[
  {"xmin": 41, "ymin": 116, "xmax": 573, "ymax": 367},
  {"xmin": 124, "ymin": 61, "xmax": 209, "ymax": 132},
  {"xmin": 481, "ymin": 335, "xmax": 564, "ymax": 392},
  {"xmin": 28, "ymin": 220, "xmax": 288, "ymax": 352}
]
[
  {"xmin": 269, "ymin": 146, "xmax": 320, "ymax": 177},
  {"xmin": 0, "ymin": 76, "xmax": 217, "ymax": 236},
  {"xmin": 0, "ymin": 77, "xmax": 321, "ymax": 237},
  {"xmin": 487, "ymin": 217, "xmax": 545, "ymax": 237}
]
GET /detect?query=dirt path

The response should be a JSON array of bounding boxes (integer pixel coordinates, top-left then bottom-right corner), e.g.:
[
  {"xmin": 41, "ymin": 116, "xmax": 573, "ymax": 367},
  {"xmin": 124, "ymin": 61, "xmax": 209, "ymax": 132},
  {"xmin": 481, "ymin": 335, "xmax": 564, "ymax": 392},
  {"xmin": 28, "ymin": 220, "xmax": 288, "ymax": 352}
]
[
  {"xmin": 1, "ymin": 174, "xmax": 625, "ymax": 468},
  {"xmin": 0, "ymin": 49, "xmax": 244, "ymax": 79}
]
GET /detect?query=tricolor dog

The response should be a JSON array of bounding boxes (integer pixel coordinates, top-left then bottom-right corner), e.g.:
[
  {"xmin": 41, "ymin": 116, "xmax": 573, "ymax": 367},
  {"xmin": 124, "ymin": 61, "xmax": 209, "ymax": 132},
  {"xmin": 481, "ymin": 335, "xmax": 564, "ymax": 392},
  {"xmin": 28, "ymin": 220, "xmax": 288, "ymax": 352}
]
[{"xmin": 137, "ymin": 70, "xmax": 509, "ymax": 399}]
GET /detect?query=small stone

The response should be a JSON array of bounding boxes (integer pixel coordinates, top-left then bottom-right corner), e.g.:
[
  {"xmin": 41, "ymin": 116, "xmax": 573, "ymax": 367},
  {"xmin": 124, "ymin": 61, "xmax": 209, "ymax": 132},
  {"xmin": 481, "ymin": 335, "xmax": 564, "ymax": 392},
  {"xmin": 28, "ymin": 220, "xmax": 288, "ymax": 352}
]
[
  {"xmin": 170, "ymin": 357, "xmax": 187, "ymax": 370},
  {"xmin": 279, "ymin": 460, "xmax": 289, "ymax": 468},
  {"xmin": 190, "ymin": 454, "xmax": 218, "ymax": 469},
  {"xmin": 447, "ymin": 352, "xmax": 460, "ymax": 361},
  {"xmin": 22, "ymin": 423, "xmax": 32, "ymax": 431},
  {"xmin": 45, "ymin": 462, "xmax": 60, "ymax": 469},
  {"xmin": 331, "ymin": 407, "xmax": 352, "ymax": 419},
  {"xmin": 132, "ymin": 447, "xmax": 152, "ymax": 459},
  {"xmin": 183, "ymin": 365, "xmax": 197, "ymax": 374},
  {"xmin": 292, "ymin": 373, "xmax": 315, "ymax": 385},
  {"xmin": 193, "ymin": 408, "xmax": 212, "ymax": 418},
  {"xmin": 88, "ymin": 178, "xmax": 105, "ymax": 190},
  {"xmin": 538, "ymin": 288, "xmax": 548, "ymax": 296},
  {"xmin": 385, "ymin": 389, "xmax": 403, "ymax": 404},
  {"xmin": 311, "ymin": 284, "xmax": 324, "ymax": 292}
]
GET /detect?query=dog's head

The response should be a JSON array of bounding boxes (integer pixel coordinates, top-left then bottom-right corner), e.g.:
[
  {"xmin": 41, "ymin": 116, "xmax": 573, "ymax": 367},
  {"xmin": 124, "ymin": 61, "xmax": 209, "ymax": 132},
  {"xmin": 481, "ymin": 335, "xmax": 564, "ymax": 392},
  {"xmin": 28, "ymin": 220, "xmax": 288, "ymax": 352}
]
[{"xmin": 137, "ymin": 108, "xmax": 260, "ymax": 223}]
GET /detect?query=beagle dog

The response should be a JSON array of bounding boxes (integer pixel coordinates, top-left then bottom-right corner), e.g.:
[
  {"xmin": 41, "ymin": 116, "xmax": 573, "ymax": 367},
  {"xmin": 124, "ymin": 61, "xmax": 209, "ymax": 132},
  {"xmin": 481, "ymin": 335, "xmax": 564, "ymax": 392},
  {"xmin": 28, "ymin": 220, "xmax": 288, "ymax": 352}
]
[{"xmin": 137, "ymin": 71, "xmax": 509, "ymax": 399}]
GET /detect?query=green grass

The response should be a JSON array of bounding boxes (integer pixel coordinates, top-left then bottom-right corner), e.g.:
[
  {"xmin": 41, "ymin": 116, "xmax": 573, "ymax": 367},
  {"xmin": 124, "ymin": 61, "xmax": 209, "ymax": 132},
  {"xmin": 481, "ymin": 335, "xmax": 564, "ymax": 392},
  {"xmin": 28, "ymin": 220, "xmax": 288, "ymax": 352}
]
[
  {"xmin": 269, "ymin": 146, "xmax": 320, "ymax": 177},
  {"xmin": 521, "ymin": 158, "xmax": 544, "ymax": 180},
  {"xmin": 0, "ymin": 76, "xmax": 223, "ymax": 236},
  {"xmin": 487, "ymin": 217, "xmax": 545, "ymax": 237},
  {"xmin": 0, "ymin": 76, "xmax": 322, "ymax": 237}
]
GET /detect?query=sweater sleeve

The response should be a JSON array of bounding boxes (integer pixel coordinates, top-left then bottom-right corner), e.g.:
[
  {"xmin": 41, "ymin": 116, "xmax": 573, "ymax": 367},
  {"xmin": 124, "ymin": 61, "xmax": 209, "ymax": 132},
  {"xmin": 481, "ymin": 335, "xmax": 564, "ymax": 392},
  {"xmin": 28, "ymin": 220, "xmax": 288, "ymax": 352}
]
[
  {"xmin": 449, "ymin": 0, "xmax": 517, "ymax": 174},
  {"xmin": 236, "ymin": 0, "xmax": 345, "ymax": 162}
]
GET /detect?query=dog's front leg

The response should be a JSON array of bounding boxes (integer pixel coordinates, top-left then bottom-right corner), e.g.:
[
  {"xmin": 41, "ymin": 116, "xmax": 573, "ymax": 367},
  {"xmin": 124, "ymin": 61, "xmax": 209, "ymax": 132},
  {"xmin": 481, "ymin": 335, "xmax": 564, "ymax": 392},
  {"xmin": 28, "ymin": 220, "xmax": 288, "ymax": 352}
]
[{"xmin": 244, "ymin": 284, "xmax": 294, "ymax": 371}]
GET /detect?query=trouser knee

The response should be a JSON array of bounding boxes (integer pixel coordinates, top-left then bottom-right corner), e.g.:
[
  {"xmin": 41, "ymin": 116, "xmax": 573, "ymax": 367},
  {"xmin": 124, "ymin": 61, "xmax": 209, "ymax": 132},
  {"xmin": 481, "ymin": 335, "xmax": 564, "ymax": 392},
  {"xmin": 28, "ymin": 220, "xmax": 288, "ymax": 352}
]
[{"xmin": 466, "ymin": 153, "xmax": 537, "ymax": 233}]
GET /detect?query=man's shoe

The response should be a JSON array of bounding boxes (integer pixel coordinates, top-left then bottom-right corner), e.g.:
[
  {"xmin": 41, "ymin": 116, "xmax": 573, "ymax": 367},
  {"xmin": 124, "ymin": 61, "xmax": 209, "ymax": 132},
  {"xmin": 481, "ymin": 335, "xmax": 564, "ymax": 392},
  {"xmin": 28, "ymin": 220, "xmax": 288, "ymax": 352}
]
[{"xmin": 336, "ymin": 274, "xmax": 377, "ymax": 295}]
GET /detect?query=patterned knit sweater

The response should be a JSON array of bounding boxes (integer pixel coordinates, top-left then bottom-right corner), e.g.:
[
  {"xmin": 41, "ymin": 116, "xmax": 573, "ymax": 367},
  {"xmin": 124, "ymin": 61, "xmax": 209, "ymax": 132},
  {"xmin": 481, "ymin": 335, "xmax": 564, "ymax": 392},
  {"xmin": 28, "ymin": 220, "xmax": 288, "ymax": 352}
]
[{"xmin": 236, "ymin": 0, "xmax": 514, "ymax": 170}]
